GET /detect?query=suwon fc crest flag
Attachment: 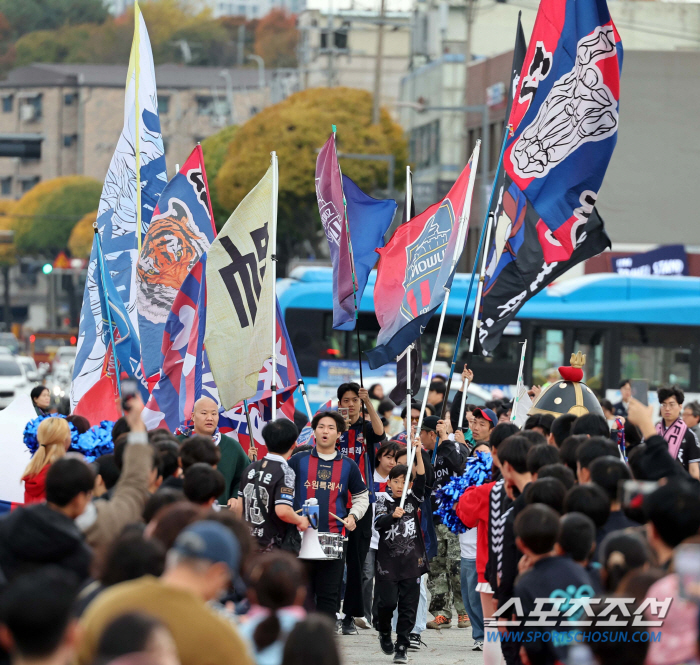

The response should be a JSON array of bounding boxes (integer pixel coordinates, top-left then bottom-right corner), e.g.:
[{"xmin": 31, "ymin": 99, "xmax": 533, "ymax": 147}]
[
  {"xmin": 365, "ymin": 149, "xmax": 479, "ymax": 369},
  {"xmin": 205, "ymin": 166, "xmax": 274, "ymax": 410}
]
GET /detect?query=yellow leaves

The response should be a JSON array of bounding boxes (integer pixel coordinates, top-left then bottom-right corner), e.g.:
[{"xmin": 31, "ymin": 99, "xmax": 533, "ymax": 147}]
[
  {"xmin": 215, "ymin": 87, "xmax": 408, "ymax": 215},
  {"xmin": 68, "ymin": 210, "xmax": 97, "ymax": 259},
  {"xmin": 10, "ymin": 175, "xmax": 102, "ymax": 256},
  {"xmin": 0, "ymin": 199, "xmax": 15, "ymax": 266}
]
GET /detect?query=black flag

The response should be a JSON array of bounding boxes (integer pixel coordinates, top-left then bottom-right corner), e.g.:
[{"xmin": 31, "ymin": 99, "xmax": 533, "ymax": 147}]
[
  {"xmin": 478, "ymin": 175, "xmax": 611, "ymax": 353},
  {"xmin": 389, "ymin": 172, "xmax": 422, "ymax": 405}
]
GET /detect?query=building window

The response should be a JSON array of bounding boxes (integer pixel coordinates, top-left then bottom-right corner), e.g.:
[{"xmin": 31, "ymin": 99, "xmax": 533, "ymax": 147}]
[
  {"xmin": 20, "ymin": 95, "xmax": 42, "ymax": 122},
  {"xmin": 20, "ymin": 177, "xmax": 39, "ymax": 193},
  {"xmin": 238, "ymin": 4, "xmax": 245, "ymax": 14},
  {"xmin": 63, "ymin": 134, "xmax": 78, "ymax": 147},
  {"xmin": 250, "ymin": 106, "xmax": 259, "ymax": 116},
  {"xmin": 410, "ymin": 120, "xmax": 440, "ymax": 169},
  {"xmin": 251, "ymin": 5, "xmax": 258, "ymax": 16},
  {"xmin": 0, "ymin": 178, "xmax": 11, "ymax": 196},
  {"xmin": 2, "ymin": 95, "xmax": 12, "ymax": 113},
  {"xmin": 158, "ymin": 96, "xmax": 170, "ymax": 114},
  {"xmin": 196, "ymin": 96, "xmax": 214, "ymax": 116},
  {"xmin": 64, "ymin": 93, "xmax": 78, "ymax": 106}
]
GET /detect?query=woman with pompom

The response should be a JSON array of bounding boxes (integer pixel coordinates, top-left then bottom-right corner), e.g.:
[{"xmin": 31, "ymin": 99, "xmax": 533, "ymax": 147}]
[{"xmin": 22, "ymin": 418, "xmax": 72, "ymax": 504}]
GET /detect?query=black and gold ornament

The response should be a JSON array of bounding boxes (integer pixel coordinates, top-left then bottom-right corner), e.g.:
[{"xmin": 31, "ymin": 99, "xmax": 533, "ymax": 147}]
[{"xmin": 528, "ymin": 351, "xmax": 604, "ymax": 419}]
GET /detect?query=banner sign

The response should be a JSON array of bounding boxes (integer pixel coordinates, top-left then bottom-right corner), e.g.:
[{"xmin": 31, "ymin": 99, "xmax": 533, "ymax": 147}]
[{"xmin": 612, "ymin": 245, "xmax": 688, "ymax": 277}]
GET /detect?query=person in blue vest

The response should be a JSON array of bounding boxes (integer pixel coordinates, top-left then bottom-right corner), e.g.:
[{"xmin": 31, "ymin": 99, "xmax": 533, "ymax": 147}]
[
  {"xmin": 288, "ymin": 411, "xmax": 369, "ymax": 621},
  {"xmin": 336, "ymin": 382, "xmax": 386, "ymax": 634}
]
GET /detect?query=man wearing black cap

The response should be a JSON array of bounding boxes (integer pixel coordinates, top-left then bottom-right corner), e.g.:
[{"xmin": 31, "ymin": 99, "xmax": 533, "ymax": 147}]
[
  {"xmin": 471, "ymin": 408, "xmax": 497, "ymax": 445},
  {"xmin": 420, "ymin": 416, "xmax": 468, "ymax": 629}
]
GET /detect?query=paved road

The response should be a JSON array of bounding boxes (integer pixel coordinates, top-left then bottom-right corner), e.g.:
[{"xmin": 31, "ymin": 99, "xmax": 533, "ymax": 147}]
[{"xmin": 338, "ymin": 620, "xmax": 484, "ymax": 665}]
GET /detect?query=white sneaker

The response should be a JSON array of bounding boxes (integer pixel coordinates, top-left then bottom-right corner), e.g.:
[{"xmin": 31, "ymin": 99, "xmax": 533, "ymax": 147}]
[{"xmin": 354, "ymin": 617, "xmax": 372, "ymax": 630}]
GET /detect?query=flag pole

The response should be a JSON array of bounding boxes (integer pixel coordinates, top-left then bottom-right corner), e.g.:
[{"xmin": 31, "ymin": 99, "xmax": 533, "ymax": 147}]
[
  {"xmin": 510, "ymin": 341, "xmax": 527, "ymax": 423},
  {"xmin": 402, "ymin": 141, "xmax": 480, "ymax": 506},
  {"xmin": 271, "ymin": 151, "xmax": 279, "ymax": 420},
  {"xmin": 405, "ymin": 165, "xmax": 413, "ymax": 443},
  {"xmin": 93, "ymin": 225, "xmax": 122, "ymax": 400},
  {"xmin": 438, "ymin": 126, "xmax": 512, "ymax": 425},
  {"xmin": 297, "ymin": 379, "xmax": 314, "ymax": 421},
  {"xmin": 134, "ymin": 0, "xmax": 142, "ymax": 255},
  {"xmin": 243, "ymin": 398, "xmax": 256, "ymax": 456}
]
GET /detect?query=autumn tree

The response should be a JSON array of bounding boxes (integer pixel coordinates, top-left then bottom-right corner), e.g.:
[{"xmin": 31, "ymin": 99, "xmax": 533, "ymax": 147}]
[
  {"xmin": 215, "ymin": 87, "xmax": 407, "ymax": 272},
  {"xmin": 201, "ymin": 125, "xmax": 238, "ymax": 227},
  {"xmin": 68, "ymin": 210, "xmax": 97, "ymax": 259},
  {"xmin": 0, "ymin": 0, "xmax": 108, "ymax": 38},
  {"xmin": 254, "ymin": 9, "xmax": 299, "ymax": 68},
  {"xmin": 11, "ymin": 176, "xmax": 102, "ymax": 257},
  {"xmin": 0, "ymin": 199, "xmax": 15, "ymax": 328}
]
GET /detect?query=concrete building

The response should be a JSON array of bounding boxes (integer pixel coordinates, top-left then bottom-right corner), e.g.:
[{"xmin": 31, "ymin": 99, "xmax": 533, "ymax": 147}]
[
  {"xmin": 0, "ymin": 63, "xmax": 270, "ymax": 199},
  {"xmin": 297, "ymin": 9, "xmax": 412, "ymax": 113}
]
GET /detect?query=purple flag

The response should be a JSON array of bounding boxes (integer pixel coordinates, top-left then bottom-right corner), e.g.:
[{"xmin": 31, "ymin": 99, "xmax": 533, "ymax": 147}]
[{"xmin": 315, "ymin": 134, "xmax": 354, "ymax": 329}]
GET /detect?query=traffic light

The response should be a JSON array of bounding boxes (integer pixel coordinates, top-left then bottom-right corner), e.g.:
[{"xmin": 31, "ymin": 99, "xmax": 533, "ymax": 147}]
[{"xmin": 42, "ymin": 263, "xmax": 52, "ymax": 275}]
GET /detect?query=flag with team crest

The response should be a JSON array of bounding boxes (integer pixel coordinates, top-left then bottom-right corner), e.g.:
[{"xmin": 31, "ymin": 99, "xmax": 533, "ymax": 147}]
[{"xmin": 365, "ymin": 147, "xmax": 480, "ymax": 369}]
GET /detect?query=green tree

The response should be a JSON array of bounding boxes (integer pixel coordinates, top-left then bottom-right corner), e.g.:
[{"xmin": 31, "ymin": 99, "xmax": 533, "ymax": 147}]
[
  {"xmin": 0, "ymin": 0, "xmax": 108, "ymax": 38},
  {"xmin": 11, "ymin": 176, "xmax": 102, "ymax": 257},
  {"xmin": 254, "ymin": 9, "xmax": 298, "ymax": 68},
  {"xmin": 215, "ymin": 87, "xmax": 407, "ymax": 272},
  {"xmin": 201, "ymin": 125, "xmax": 238, "ymax": 227}
]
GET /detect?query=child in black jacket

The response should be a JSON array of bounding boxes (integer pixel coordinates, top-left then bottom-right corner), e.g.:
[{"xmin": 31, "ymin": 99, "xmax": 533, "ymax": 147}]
[{"xmin": 374, "ymin": 440, "xmax": 428, "ymax": 664}]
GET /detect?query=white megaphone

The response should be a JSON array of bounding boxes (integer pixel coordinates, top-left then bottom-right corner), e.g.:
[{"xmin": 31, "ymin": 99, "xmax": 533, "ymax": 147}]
[{"xmin": 298, "ymin": 498, "xmax": 328, "ymax": 560}]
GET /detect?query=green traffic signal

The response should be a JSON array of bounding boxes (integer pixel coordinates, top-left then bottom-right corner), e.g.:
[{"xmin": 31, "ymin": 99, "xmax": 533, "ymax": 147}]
[{"xmin": 42, "ymin": 263, "xmax": 53, "ymax": 275}]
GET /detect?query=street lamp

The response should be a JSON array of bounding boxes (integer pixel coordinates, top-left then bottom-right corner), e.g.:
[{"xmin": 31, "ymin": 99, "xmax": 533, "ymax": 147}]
[{"xmin": 246, "ymin": 54, "xmax": 266, "ymax": 89}]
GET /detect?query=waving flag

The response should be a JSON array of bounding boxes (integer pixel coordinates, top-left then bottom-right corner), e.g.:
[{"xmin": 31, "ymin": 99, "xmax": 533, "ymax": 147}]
[
  {"xmin": 479, "ymin": 184, "xmax": 610, "ymax": 353},
  {"xmin": 72, "ymin": 1, "xmax": 166, "ymax": 409},
  {"xmin": 94, "ymin": 235, "xmax": 146, "ymax": 401},
  {"xmin": 137, "ymin": 145, "xmax": 217, "ymax": 379},
  {"xmin": 142, "ymin": 255, "xmax": 207, "ymax": 432},
  {"xmin": 206, "ymin": 166, "xmax": 274, "ymax": 410},
  {"xmin": 365, "ymin": 148, "xmax": 480, "ymax": 369},
  {"xmin": 478, "ymin": 0, "xmax": 620, "ymax": 353},
  {"xmin": 503, "ymin": 0, "xmax": 622, "ymax": 263},
  {"xmin": 316, "ymin": 134, "xmax": 353, "ymax": 329}
]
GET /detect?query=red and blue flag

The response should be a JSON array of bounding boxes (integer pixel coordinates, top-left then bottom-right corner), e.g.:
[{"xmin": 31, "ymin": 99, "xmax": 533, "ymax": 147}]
[
  {"xmin": 504, "ymin": 0, "xmax": 622, "ymax": 263},
  {"xmin": 142, "ymin": 254, "xmax": 207, "ymax": 432},
  {"xmin": 366, "ymin": 150, "xmax": 479, "ymax": 369},
  {"xmin": 137, "ymin": 145, "xmax": 217, "ymax": 380}
]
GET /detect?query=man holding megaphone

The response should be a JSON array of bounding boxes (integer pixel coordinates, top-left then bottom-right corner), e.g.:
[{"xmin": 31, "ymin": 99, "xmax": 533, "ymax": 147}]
[{"xmin": 288, "ymin": 411, "xmax": 370, "ymax": 619}]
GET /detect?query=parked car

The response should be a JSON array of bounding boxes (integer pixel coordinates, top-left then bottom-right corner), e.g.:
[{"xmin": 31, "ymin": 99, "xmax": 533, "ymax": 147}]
[
  {"xmin": 0, "ymin": 356, "xmax": 33, "ymax": 409},
  {"xmin": 17, "ymin": 355, "xmax": 40, "ymax": 384}
]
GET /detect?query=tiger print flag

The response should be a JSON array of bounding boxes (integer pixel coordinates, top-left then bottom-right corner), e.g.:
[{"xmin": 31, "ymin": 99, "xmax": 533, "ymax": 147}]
[
  {"xmin": 137, "ymin": 145, "xmax": 217, "ymax": 380},
  {"xmin": 205, "ymin": 166, "xmax": 275, "ymax": 410}
]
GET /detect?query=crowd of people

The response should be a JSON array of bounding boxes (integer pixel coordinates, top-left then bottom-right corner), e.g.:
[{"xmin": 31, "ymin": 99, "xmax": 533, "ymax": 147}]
[{"xmin": 1, "ymin": 366, "xmax": 700, "ymax": 665}]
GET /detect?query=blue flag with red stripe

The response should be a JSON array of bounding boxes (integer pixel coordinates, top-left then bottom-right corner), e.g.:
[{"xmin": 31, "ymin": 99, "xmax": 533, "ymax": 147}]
[{"xmin": 142, "ymin": 255, "xmax": 207, "ymax": 431}]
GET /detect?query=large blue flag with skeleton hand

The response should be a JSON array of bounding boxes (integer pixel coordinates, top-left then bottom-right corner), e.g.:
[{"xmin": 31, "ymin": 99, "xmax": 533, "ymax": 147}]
[{"xmin": 71, "ymin": 0, "xmax": 167, "ymax": 409}]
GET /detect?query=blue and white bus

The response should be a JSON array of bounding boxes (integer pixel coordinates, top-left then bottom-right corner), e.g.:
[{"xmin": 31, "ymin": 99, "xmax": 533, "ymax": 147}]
[{"xmin": 278, "ymin": 267, "xmax": 700, "ymax": 405}]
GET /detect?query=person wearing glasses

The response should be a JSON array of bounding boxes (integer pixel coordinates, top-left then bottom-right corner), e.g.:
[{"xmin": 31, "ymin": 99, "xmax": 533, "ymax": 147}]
[{"xmin": 656, "ymin": 384, "xmax": 700, "ymax": 479}]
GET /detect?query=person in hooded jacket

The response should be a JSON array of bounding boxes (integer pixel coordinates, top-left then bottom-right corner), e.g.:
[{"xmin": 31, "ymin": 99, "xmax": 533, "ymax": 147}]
[
  {"xmin": 22, "ymin": 417, "xmax": 72, "ymax": 504},
  {"xmin": 0, "ymin": 458, "xmax": 94, "ymax": 582}
]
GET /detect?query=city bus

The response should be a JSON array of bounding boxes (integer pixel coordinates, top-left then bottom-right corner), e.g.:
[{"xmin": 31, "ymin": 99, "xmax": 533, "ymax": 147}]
[{"xmin": 277, "ymin": 267, "xmax": 700, "ymax": 403}]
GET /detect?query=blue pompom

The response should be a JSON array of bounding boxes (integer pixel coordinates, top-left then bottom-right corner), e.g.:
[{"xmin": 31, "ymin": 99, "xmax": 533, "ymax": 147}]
[
  {"xmin": 434, "ymin": 451, "xmax": 493, "ymax": 534},
  {"xmin": 23, "ymin": 415, "xmax": 114, "ymax": 464}
]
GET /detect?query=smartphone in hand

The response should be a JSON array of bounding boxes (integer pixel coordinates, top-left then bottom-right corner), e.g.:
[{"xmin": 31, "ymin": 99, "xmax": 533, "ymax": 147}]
[{"xmin": 631, "ymin": 379, "xmax": 649, "ymax": 406}]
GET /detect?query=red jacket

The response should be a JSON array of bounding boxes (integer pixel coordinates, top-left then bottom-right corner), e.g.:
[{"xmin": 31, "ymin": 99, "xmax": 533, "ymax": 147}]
[
  {"xmin": 23, "ymin": 464, "xmax": 49, "ymax": 504},
  {"xmin": 455, "ymin": 480, "xmax": 495, "ymax": 584}
]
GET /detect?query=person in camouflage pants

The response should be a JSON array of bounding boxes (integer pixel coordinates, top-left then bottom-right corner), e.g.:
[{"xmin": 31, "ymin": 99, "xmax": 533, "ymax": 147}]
[{"xmin": 427, "ymin": 523, "xmax": 466, "ymax": 625}]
